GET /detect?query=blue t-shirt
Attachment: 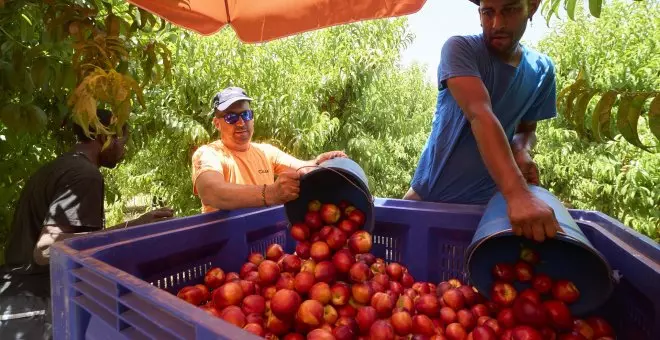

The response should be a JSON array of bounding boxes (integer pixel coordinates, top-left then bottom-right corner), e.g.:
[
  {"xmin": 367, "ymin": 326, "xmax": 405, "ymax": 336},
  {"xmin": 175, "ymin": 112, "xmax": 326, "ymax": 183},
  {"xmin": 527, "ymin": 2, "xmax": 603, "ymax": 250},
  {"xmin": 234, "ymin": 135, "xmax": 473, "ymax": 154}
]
[{"xmin": 411, "ymin": 34, "xmax": 557, "ymax": 204}]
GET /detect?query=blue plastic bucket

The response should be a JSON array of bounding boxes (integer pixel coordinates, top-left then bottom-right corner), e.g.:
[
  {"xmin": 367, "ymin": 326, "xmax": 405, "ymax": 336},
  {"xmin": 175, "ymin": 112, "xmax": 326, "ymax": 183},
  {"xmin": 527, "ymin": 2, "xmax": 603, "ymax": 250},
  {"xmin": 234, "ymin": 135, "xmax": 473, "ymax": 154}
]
[
  {"xmin": 284, "ymin": 158, "xmax": 375, "ymax": 233},
  {"xmin": 465, "ymin": 185, "xmax": 614, "ymax": 315}
]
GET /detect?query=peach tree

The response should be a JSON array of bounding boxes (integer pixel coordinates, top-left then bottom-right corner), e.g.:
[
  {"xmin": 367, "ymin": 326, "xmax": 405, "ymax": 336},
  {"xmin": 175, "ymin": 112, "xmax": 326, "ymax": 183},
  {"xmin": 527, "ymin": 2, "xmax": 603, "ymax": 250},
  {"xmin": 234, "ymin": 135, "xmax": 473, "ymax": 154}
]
[
  {"xmin": 0, "ymin": 0, "xmax": 172, "ymax": 261},
  {"xmin": 535, "ymin": 0, "xmax": 659, "ymax": 241},
  {"xmin": 540, "ymin": 0, "xmax": 659, "ymax": 149}
]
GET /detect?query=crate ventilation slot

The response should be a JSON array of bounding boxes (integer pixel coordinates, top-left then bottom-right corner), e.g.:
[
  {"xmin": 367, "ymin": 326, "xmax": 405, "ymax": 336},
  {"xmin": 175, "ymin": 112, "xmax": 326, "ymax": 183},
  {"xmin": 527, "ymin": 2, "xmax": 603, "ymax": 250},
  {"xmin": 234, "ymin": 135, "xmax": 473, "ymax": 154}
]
[{"xmin": 151, "ymin": 261, "xmax": 213, "ymax": 289}]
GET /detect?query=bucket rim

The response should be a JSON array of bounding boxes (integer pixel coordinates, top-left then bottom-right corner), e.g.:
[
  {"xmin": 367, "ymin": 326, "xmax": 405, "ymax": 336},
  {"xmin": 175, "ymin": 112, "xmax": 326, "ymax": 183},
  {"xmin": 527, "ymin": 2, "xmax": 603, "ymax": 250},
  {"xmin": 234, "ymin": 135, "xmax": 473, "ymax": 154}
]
[
  {"xmin": 297, "ymin": 163, "xmax": 374, "ymax": 205},
  {"xmin": 465, "ymin": 230, "xmax": 615, "ymax": 284},
  {"xmin": 284, "ymin": 159, "xmax": 376, "ymax": 233},
  {"xmin": 465, "ymin": 230, "xmax": 615, "ymax": 315}
]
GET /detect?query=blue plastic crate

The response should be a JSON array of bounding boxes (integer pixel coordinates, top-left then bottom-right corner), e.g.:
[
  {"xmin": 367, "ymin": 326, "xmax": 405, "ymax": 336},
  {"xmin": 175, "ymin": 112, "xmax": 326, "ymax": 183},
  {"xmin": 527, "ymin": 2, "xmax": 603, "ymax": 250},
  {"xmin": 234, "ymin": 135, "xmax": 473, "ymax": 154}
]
[{"xmin": 50, "ymin": 198, "xmax": 660, "ymax": 340}]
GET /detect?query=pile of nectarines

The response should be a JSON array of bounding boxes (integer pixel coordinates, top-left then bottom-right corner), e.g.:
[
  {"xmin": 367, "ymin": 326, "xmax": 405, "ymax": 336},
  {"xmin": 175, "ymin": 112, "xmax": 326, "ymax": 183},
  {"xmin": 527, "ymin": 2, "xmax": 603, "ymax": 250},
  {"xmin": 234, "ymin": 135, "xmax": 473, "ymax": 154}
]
[
  {"xmin": 175, "ymin": 200, "xmax": 616, "ymax": 339},
  {"xmin": 483, "ymin": 247, "xmax": 614, "ymax": 340}
]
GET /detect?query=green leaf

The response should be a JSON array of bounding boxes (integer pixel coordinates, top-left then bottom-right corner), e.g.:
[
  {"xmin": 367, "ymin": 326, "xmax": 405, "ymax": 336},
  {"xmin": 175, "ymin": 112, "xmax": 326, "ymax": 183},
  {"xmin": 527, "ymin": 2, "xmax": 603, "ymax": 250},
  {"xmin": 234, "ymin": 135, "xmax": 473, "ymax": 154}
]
[
  {"xmin": 648, "ymin": 95, "xmax": 660, "ymax": 142},
  {"xmin": 56, "ymin": 101, "xmax": 69, "ymax": 123},
  {"xmin": 614, "ymin": 95, "xmax": 633, "ymax": 140},
  {"xmin": 589, "ymin": 0, "xmax": 602, "ymax": 18},
  {"xmin": 562, "ymin": 82, "xmax": 584, "ymax": 123},
  {"xmin": 51, "ymin": 63, "xmax": 63, "ymax": 90},
  {"xmin": 616, "ymin": 94, "xmax": 650, "ymax": 150},
  {"xmin": 591, "ymin": 91, "xmax": 618, "ymax": 142},
  {"xmin": 25, "ymin": 105, "xmax": 47, "ymax": 132},
  {"xmin": 558, "ymin": 71, "xmax": 587, "ymax": 107},
  {"xmin": 147, "ymin": 14, "xmax": 158, "ymax": 31},
  {"xmin": 556, "ymin": 84, "xmax": 574, "ymax": 106},
  {"xmin": 12, "ymin": 44, "xmax": 24, "ymax": 73},
  {"xmin": 548, "ymin": 0, "xmax": 563, "ymax": 22},
  {"xmin": 22, "ymin": 69, "xmax": 34, "ymax": 94},
  {"xmin": 1, "ymin": 40, "xmax": 13, "ymax": 55},
  {"xmin": 20, "ymin": 13, "xmax": 32, "ymax": 42},
  {"xmin": 0, "ymin": 60, "xmax": 15, "ymax": 90},
  {"xmin": 118, "ymin": 17, "xmax": 130, "ymax": 37},
  {"xmin": 566, "ymin": 0, "xmax": 577, "ymax": 20},
  {"xmin": 127, "ymin": 9, "xmax": 139, "ymax": 34},
  {"xmin": 31, "ymin": 58, "xmax": 49, "ymax": 90},
  {"xmin": 157, "ymin": 18, "xmax": 167, "ymax": 32},
  {"xmin": 62, "ymin": 65, "xmax": 77, "ymax": 90},
  {"xmin": 0, "ymin": 104, "xmax": 22, "ymax": 130},
  {"xmin": 129, "ymin": 21, "xmax": 139, "ymax": 34},
  {"xmin": 102, "ymin": 1, "xmax": 113, "ymax": 14},
  {"xmin": 573, "ymin": 90, "xmax": 596, "ymax": 137},
  {"xmin": 138, "ymin": 9, "xmax": 150, "ymax": 30},
  {"xmin": 117, "ymin": 60, "xmax": 129, "ymax": 74}
]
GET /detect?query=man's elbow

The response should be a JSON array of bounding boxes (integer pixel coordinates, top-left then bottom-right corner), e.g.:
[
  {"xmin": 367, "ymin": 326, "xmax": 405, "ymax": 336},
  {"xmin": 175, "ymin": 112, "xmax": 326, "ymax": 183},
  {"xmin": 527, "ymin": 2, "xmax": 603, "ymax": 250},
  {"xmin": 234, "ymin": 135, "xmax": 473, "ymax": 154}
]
[
  {"xmin": 198, "ymin": 193, "xmax": 214, "ymax": 208},
  {"xmin": 466, "ymin": 108, "xmax": 497, "ymax": 127},
  {"xmin": 196, "ymin": 181, "xmax": 221, "ymax": 208},
  {"xmin": 198, "ymin": 189, "xmax": 221, "ymax": 209}
]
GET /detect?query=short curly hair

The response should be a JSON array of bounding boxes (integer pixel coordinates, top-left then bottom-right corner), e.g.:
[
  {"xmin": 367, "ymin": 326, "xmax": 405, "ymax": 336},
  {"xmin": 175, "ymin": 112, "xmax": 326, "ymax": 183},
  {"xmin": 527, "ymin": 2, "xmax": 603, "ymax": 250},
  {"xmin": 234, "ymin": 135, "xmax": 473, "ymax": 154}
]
[{"xmin": 72, "ymin": 109, "xmax": 114, "ymax": 142}]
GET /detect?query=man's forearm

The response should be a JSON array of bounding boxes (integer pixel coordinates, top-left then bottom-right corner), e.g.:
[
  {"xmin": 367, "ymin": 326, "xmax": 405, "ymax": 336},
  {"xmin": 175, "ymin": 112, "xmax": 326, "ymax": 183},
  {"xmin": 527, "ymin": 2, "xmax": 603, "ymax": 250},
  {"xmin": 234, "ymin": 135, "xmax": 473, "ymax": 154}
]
[
  {"xmin": 202, "ymin": 181, "xmax": 271, "ymax": 210},
  {"xmin": 106, "ymin": 222, "xmax": 128, "ymax": 230},
  {"xmin": 470, "ymin": 113, "xmax": 530, "ymax": 198},
  {"xmin": 107, "ymin": 219, "xmax": 138, "ymax": 230}
]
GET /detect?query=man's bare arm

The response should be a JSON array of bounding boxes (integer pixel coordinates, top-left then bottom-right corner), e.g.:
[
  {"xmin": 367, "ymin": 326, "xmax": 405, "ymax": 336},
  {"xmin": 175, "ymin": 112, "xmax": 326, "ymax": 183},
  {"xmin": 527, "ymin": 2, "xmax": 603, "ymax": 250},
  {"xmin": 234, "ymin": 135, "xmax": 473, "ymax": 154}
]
[
  {"xmin": 446, "ymin": 76, "xmax": 560, "ymax": 241},
  {"xmin": 447, "ymin": 76, "xmax": 529, "ymax": 198},
  {"xmin": 195, "ymin": 171, "xmax": 299, "ymax": 211},
  {"xmin": 106, "ymin": 207, "xmax": 174, "ymax": 230},
  {"xmin": 273, "ymin": 150, "xmax": 348, "ymax": 174}
]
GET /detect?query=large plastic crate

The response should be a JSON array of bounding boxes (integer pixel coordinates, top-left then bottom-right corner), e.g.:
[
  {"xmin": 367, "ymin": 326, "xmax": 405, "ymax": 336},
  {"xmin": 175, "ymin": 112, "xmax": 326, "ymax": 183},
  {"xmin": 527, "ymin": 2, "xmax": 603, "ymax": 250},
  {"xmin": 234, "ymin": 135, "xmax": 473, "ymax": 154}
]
[{"xmin": 50, "ymin": 198, "xmax": 660, "ymax": 340}]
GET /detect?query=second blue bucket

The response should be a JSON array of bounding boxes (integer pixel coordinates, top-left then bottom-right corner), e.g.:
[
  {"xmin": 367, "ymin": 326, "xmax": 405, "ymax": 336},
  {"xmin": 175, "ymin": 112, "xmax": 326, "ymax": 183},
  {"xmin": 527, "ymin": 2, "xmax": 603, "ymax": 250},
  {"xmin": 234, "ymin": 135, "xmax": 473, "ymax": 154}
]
[
  {"xmin": 284, "ymin": 158, "xmax": 375, "ymax": 234},
  {"xmin": 465, "ymin": 185, "xmax": 614, "ymax": 315}
]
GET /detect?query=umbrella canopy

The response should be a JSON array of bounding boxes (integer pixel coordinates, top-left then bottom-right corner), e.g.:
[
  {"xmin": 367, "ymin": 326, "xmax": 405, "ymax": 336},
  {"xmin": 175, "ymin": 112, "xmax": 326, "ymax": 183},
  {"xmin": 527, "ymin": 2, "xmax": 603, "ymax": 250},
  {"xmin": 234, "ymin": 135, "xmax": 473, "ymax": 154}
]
[{"xmin": 128, "ymin": 0, "xmax": 428, "ymax": 43}]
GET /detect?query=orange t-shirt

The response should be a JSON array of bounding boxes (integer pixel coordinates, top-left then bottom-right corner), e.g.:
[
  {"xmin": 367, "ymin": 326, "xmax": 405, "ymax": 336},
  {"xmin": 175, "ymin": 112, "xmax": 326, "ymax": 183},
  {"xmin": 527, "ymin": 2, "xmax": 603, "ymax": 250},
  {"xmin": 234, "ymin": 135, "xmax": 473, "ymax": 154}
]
[{"xmin": 191, "ymin": 141, "xmax": 302, "ymax": 213}]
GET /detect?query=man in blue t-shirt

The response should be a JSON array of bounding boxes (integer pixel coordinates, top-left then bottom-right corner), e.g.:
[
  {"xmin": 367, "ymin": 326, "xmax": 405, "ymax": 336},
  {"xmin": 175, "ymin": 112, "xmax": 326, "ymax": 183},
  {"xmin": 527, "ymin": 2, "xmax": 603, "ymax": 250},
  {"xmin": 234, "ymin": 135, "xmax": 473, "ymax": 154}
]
[{"xmin": 405, "ymin": 0, "xmax": 562, "ymax": 242}]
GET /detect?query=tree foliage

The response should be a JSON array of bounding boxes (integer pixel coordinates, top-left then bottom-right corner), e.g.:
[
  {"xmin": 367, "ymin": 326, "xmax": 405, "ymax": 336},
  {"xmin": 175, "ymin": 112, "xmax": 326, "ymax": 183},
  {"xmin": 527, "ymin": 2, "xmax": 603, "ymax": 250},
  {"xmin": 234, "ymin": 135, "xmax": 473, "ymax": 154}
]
[
  {"xmin": 535, "ymin": 0, "xmax": 659, "ymax": 241},
  {"xmin": 541, "ymin": 0, "xmax": 660, "ymax": 149},
  {"xmin": 102, "ymin": 19, "xmax": 436, "ymax": 220},
  {"xmin": 0, "ymin": 0, "xmax": 171, "ymax": 140},
  {"xmin": 541, "ymin": 0, "xmax": 607, "ymax": 22}
]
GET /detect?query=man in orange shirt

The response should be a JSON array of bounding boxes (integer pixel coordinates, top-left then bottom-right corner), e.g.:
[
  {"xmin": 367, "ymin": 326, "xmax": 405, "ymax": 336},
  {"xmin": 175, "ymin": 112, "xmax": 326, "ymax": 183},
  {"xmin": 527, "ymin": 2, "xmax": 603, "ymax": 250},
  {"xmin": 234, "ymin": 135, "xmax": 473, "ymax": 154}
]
[{"xmin": 192, "ymin": 87, "xmax": 347, "ymax": 213}]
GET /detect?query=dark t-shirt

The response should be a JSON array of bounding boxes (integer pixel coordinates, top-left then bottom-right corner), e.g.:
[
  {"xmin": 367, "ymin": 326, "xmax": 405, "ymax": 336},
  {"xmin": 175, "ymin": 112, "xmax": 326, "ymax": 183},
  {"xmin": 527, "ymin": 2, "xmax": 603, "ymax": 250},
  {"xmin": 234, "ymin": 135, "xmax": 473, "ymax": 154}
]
[{"xmin": 1, "ymin": 152, "xmax": 104, "ymax": 297}]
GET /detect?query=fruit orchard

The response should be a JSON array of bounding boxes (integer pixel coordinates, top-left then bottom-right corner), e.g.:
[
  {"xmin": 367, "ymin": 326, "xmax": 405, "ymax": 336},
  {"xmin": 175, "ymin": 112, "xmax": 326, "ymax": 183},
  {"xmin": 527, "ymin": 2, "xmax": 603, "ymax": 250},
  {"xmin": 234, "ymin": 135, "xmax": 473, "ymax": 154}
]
[{"xmin": 0, "ymin": 0, "xmax": 658, "ymax": 268}]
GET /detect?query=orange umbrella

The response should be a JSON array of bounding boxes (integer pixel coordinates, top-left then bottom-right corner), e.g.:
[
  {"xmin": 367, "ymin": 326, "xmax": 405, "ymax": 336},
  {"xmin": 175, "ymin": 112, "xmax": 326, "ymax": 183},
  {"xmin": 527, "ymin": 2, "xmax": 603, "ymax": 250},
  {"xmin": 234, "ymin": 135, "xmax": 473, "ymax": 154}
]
[{"xmin": 128, "ymin": 0, "xmax": 427, "ymax": 43}]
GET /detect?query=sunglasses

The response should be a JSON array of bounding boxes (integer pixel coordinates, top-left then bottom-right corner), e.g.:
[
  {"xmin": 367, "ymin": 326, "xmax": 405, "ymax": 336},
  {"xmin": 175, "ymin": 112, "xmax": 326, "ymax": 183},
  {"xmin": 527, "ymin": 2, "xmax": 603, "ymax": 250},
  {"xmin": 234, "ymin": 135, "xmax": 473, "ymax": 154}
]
[{"xmin": 221, "ymin": 110, "xmax": 254, "ymax": 124}]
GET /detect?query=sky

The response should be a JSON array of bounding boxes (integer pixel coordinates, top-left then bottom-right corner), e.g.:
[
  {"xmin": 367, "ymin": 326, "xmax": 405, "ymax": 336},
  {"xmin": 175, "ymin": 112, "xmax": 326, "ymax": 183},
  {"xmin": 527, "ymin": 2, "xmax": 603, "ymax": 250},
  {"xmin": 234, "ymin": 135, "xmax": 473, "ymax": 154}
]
[{"xmin": 399, "ymin": 0, "xmax": 556, "ymax": 83}]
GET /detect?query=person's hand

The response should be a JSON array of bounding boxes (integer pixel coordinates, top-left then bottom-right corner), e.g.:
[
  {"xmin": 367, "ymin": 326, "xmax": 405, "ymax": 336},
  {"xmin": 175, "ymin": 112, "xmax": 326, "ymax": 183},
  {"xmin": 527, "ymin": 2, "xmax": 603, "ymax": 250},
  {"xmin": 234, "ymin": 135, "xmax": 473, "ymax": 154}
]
[
  {"xmin": 267, "ymin": 171, "xmax": 300, "ymax": 205},
  {"xmin": 513, "ymin": 149, "xmax": 539, "ymax": 185},
  {"xmin": 133, "ymin": 207, "xmax": 174, "ymax": 226},
  {"xmin": 507, "ymin": 191, "xmax": 562, "ymax": 242},
  {"xmin": 314, "ymin": 150, "xmax": 348, "ymax": 165}
]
